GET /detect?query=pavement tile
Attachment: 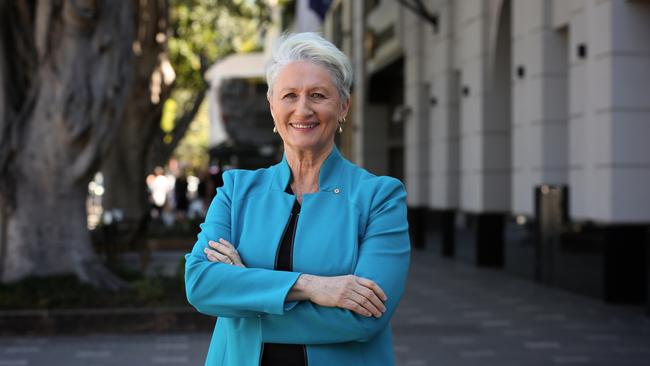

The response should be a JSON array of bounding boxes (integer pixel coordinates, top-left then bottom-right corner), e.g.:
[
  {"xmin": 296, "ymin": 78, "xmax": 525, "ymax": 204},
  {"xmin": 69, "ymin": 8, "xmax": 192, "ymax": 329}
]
[{"xmin": 0, "ymin": 248, "xmax": 648, "ymax": 365}]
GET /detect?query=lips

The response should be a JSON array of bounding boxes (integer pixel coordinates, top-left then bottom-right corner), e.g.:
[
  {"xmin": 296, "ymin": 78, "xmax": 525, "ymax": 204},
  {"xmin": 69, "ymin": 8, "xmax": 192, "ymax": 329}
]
[{"xmin": 289, "ymin": 122, "xmax": 320, "ymax": 130}]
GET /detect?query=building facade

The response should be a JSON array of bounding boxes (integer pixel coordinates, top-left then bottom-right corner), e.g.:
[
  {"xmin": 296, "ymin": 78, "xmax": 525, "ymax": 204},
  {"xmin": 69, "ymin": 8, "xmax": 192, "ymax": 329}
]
[{"xmin": 323, "ymin": 0, "xmax": 650, "ymax": 311}]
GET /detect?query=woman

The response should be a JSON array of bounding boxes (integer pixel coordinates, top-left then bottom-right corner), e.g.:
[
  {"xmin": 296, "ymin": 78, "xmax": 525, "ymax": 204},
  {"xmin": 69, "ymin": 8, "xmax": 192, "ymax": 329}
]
[{"xmin": 185, "ymin": 32, "xmax": 410, "ymax": 366}]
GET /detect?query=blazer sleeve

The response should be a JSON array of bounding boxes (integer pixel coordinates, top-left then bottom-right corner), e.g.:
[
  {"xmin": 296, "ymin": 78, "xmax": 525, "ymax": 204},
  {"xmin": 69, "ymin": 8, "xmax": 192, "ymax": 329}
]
[
  {"xmin": 184, "ymin": 171, "xmax": 301, "ymax": 318},
  {"xmin": 260, "ymin": 178, "xmax": 410, "ymax": 344}
]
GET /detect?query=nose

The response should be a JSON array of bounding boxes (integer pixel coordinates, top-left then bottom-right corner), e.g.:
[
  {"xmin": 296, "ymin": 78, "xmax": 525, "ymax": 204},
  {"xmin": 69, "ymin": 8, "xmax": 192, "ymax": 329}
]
[{"xmin": 294, "ymin": 94, "xmax": 314, "ymax": 118}]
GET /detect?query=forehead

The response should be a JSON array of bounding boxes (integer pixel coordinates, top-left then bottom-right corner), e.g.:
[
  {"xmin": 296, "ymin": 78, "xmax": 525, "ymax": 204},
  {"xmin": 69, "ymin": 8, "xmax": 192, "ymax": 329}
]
[{"xmin": 274, "ymin": 61, "xmax": 336, "ymax": 91}]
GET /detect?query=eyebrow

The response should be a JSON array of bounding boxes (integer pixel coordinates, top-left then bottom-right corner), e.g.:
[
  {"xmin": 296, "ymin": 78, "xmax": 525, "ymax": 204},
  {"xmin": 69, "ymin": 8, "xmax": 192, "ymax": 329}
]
[{"xmin": 278, "ymin": 86, "xmax": 331, "ymax": 94}]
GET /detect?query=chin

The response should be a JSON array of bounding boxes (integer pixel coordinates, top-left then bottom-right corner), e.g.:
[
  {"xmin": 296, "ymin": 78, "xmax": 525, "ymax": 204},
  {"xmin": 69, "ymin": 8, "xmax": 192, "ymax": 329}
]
[{"xmin": 286, "ymin": 138, "xmax": 331, "ymax": 152}]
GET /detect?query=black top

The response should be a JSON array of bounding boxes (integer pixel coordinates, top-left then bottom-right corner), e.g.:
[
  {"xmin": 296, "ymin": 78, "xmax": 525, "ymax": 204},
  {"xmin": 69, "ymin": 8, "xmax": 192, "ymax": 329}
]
[{"xmin": 260, "ymin": 186, "xmax": 307, "ymax": 366}]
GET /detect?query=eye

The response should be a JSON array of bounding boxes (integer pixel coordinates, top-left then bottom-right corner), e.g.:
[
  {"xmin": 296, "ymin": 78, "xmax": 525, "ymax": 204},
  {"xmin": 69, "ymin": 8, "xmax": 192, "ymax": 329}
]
[
  {"xmin": 282, "ymin": 92, "xmax": 297, "ymax": 99},
  {"xmin": 310, "ymin": 92, "xmax": 326, "ymax": 99}
]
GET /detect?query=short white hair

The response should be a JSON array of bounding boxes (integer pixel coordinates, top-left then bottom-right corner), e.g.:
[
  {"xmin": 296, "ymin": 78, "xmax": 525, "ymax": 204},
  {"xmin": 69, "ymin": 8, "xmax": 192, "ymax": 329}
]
[{"xmin": 266, "ymin": 32, "xmax": 353, "ymax": 101}]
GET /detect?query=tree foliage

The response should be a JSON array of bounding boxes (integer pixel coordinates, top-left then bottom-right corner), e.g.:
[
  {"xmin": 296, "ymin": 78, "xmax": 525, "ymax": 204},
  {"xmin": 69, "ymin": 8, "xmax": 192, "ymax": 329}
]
[
  {"xmin": 168, "ymin": 0, "xmax": 270, "ymax": 92},
  {"xmin": 163, "ymin": 0, "xmax": 271, "ymax": 170}
]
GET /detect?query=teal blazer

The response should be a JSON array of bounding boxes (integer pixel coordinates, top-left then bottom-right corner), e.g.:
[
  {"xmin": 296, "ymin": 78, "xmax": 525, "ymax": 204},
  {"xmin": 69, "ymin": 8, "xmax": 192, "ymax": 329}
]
[{"xmin": 185, "ymin": 146, "xmax": 410, "ymax": 366}]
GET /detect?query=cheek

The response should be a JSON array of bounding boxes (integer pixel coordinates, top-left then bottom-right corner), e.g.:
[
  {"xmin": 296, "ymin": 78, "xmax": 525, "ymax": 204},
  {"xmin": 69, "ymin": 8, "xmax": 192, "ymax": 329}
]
[
  {"xmin": 328, "ymin": 110, "xmax": 342, "ymax": 125},
  {"xmin": 270, "ymin": 107, "xmax": 285, "ymax": 121}
]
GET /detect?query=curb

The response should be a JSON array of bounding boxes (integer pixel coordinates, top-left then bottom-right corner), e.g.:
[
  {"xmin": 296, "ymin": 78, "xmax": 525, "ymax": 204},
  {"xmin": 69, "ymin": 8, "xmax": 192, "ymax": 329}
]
[{"xmin": 0, "ymin": 307, "xmax": 215, "ymax": 335}]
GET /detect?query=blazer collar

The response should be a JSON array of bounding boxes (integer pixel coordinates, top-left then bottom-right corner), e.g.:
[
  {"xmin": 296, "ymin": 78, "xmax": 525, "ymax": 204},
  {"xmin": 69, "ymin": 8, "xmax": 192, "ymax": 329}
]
[{"xmin": 272, "ymin": 145, "xmax": 344, "ymax": 192}]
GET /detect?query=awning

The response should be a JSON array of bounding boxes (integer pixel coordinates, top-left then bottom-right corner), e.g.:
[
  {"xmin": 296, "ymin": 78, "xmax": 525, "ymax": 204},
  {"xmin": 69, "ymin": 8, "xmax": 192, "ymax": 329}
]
[{"xmin": 204, "ymin": 52, "xmax": 267, "ymax": 88}]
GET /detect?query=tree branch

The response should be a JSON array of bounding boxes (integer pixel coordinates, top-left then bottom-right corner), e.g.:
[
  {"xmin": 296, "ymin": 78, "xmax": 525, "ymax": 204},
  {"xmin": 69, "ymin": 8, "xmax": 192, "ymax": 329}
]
[{"xmin": 164, "ymin": 84, "xmax": 207, "ymax": 157}]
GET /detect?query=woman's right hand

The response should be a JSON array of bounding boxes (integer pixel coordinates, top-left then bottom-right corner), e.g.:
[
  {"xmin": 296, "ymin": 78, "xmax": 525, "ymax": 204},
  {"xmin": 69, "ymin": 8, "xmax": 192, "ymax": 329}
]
[
  {"xmin": 289, "ymin": 274, "xmax": 388, "ymax": 318},
  {"xmin": 204, "ymin": 238, "xmax": 246, "ymax": 268}
]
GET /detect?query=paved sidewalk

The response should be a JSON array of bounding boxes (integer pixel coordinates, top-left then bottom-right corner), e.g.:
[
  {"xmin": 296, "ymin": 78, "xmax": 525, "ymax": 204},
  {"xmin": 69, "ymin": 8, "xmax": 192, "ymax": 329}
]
[
  {"xmin": 1, "ymin": 249, "xmax": 649, "ymax": 365},
  {"xmin": 0, "ymin": 334, "xmax": 210, "ymax": 366},
  {"xmin": 392, "ymin": 250, "xmax": 650, "ymax": 366}
]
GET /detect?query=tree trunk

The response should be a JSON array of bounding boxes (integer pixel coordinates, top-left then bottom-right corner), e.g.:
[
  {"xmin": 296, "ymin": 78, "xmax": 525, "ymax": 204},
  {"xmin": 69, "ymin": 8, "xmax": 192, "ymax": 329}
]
[
  {"xmin": 0, "ymin": 197, "xmax": 8, "ymax": 279},
  {"xmin": 102, "ymin": 0, "xmax": 207, "ymax": 249},
  {"xmin": 5, "ymin": 174, "xmax": 123, "ymax": 289},
  {"xmin": 0, "ymin": 0, "xmax": 135, "ymax": 288},
  {"xmin": 102, "ymin": 0, "xmax": 169, "ymax": 254}
]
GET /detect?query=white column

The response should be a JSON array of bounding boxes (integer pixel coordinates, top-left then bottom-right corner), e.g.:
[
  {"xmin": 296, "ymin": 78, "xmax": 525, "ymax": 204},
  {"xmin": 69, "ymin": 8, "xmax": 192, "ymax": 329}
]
[
  {"xmin": 511, "ymin": 0, "xmax": 569, "ymax": 216},
  {"xmin": 456, "ymin": 0, "xmax": 511, "ymax": 213},
  {"xmin": 352, "ymin": 0, "xmax": 366, "ymax": 167},
  {"xmin": 587, "ymin": 0, "xmax": 650, "ymax": 222},
  {"xmin": 567, "ymin": 1, "xmax": 590, "ymax": 220},
  {"xmin": 430, "ymin": 0, "xmax": 460, "ymax": 210},
  {"xmin": 402, "ymin": 7, "xmax": 430, "ymax": 207}
]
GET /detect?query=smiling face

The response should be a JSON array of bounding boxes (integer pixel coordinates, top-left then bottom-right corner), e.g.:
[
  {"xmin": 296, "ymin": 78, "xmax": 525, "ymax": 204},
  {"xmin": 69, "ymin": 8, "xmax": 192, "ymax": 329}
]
[{"xmin": 268, "ymin": 61, "xmax": 349, "ymax": 156}]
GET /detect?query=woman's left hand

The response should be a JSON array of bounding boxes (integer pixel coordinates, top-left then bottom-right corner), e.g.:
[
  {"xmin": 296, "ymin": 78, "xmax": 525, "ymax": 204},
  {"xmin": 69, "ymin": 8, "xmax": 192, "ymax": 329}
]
[{"xmin": 204, "ymin": 238, "xmax": 246, "ymax": 268}]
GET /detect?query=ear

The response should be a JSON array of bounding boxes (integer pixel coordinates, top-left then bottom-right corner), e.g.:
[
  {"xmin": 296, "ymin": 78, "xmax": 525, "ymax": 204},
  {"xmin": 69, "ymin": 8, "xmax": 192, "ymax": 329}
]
[
  {"xmin": 267, "ymin": 94, "xmax": 275, "ymax": 119},
  {"xmin": 340, "ymin": 96, "xmax": 350, "ymax": 120}
]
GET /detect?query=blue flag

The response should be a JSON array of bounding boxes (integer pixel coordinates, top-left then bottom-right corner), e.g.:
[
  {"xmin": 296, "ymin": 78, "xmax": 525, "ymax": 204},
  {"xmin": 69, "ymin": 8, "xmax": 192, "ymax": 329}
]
[{"xmin": 309, "ymin": 0, "xmax": 332, "ymax": 21}]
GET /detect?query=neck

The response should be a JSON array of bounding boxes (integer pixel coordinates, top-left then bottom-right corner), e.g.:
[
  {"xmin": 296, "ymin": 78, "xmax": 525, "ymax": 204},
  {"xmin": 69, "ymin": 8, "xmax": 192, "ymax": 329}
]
[{"xmin": 284, "ymin": 142, "xmax": 334, "ymax": 199}]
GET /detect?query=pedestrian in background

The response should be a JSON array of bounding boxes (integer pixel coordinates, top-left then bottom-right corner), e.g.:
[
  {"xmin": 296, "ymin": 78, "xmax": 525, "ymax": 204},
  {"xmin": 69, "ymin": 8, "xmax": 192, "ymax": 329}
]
[
  {"xmin": 147, "ymin": 166, "xmax": 170, "ymax": 220},
  {"xmin": 174, "ymin": 171, "xmax": 189, "ymax": 219}
]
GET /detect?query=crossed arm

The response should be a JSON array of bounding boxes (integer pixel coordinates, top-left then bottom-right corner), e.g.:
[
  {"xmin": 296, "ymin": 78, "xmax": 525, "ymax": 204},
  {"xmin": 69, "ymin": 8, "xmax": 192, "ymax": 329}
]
[
  {"xmin": 185, "ymin": 172, "xmax": 410, "ymax": 343},
  {"xmin": 204, "ymin": 238, "xmax": 388, "ymax": 318}
]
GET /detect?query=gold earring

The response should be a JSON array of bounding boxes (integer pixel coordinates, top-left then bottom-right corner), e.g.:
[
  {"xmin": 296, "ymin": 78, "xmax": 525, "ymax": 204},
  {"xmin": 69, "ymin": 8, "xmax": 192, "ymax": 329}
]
[{"xmin": 273, "ymin": 125, "xmax": 277, "ymax": 133}]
